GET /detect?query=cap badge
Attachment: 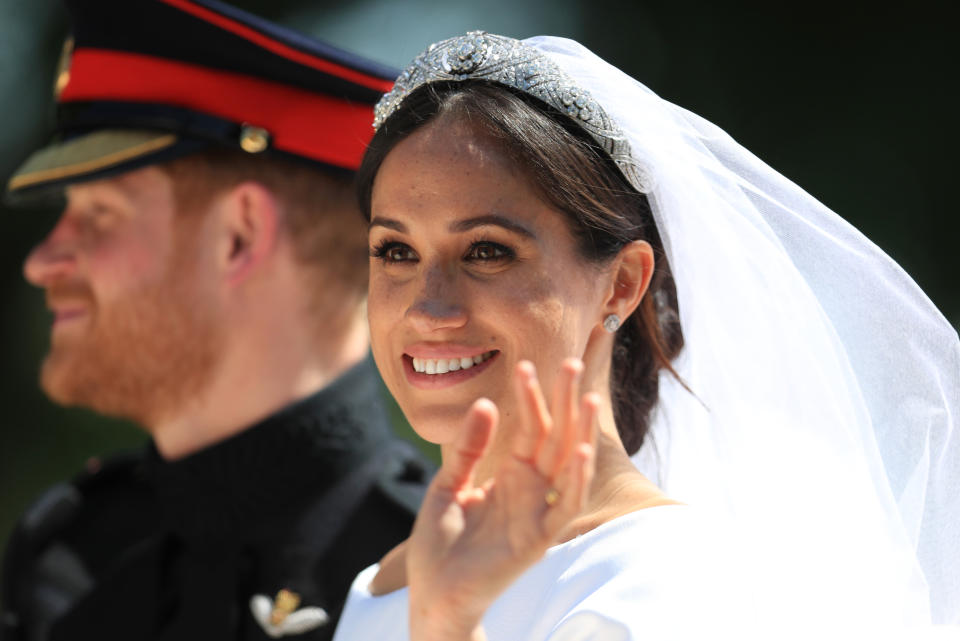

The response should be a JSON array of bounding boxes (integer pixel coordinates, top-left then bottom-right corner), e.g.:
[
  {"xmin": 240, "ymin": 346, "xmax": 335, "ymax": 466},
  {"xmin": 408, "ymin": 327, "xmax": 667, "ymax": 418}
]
[
  {"xmin": 249, "ymin": 589, "xmax": 329, "ymax": 638},
  {"xmin": 239, "ymin": 124, "xmax": 271, "ymax": 153}
]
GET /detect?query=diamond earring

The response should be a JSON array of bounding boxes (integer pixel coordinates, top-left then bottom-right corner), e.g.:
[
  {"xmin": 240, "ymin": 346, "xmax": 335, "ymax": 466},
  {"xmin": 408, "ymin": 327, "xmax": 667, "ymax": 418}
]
[{"xmin": 603, "ymin": 314, "xmax": 621, "ymax": 333}]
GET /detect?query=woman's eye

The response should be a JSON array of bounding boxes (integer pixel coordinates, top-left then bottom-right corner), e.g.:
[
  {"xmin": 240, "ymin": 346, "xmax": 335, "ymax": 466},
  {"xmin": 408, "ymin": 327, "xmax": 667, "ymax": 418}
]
[
  {"xmin": 465, "ymin": 242, "xmax": 512, "ymax": 262},
  {"xmin": 372, "ymin": 241, "xmax": 417, "ymax": 263}
]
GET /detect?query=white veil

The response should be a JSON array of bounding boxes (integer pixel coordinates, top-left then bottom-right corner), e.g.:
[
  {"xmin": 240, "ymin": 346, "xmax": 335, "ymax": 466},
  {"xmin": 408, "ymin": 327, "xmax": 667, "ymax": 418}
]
[
  {"xmin": 373, "ymin": 32, "xmax": 959, "ymax": 631},
  {"xmin": 526, "ymin": 37, "xmax": 959, "ymax": 629}
]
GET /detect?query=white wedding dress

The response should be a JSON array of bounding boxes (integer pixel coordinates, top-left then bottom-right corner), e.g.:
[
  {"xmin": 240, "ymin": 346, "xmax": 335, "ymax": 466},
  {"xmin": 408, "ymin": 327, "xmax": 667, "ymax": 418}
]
[{"xmin": 334, "ymin": 506, "xmax": 752, "ymax": 641}]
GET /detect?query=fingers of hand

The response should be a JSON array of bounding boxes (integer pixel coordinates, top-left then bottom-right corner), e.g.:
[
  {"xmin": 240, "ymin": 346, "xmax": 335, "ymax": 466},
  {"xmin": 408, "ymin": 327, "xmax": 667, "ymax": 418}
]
[
  {"xmin": 545, "ymin": 442, "xmax": 595, "ymax": 533},
  {"xmin": 544, "ymin": 393, "xmax": 599, "ymax": 532},
  {"xmin": 439, "ymin": 398, "xmax": 499, "ymax": 492},
  {"xmin": 512, "ymin": 361, "xmax": 550, "ymax": 461},
  {"xmin": 535, "ymin": 359, "xmax": 583, "ymax": 478}
]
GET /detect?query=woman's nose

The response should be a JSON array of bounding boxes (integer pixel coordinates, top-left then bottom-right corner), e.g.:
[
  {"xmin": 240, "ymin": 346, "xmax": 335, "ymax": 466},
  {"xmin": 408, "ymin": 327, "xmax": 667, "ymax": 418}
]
[
  {"xmin": 23, "ymin": 215, "xmax": 79, "ymax": 287},
  {"xmin": 405, "ymin": 263, "xmax": 468, "ymax": 333}
]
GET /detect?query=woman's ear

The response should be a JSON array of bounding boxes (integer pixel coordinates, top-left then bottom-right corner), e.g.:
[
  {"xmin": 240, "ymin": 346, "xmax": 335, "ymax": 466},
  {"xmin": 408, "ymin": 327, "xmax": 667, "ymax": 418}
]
[
  {"xmin": 214, "ymin": 181, "xmax": 281, "ymax": 285},
  {"xmin": 602, "ymin": 240, "xmax": 654, "ymax": 323}
]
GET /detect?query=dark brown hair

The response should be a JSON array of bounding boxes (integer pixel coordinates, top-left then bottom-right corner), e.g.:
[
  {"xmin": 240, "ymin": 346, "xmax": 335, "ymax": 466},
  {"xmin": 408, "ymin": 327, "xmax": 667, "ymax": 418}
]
[{"xmin": 358, "ymin": 81, "xmax": 684, "ymax": 454}]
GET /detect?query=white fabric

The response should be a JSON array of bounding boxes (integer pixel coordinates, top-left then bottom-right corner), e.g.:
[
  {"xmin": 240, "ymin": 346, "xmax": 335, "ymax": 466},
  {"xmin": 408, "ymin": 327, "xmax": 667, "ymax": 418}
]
[
  {"xmin": 338, "ymin": 34, "xmax": 960, "ymax": 637},
  {"xmin": 333, "ymin": 506, "xmax": 753, "ymax": 641},
  {"xmin": 522, "ymin": 37, "xmax": 959, "ymax": 628}
]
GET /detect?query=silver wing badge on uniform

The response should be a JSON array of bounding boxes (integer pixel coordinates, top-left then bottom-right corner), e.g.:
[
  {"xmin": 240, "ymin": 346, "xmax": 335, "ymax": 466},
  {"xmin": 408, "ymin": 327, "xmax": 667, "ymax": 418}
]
[{"xmin": 250, "ymin": 589, "xmax": 329, "ymax": 638}]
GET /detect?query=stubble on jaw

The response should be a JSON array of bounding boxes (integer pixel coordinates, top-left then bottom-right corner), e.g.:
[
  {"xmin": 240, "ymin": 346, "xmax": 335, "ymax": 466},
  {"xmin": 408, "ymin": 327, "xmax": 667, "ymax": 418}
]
[{"xmin": 39, "ymin": 226, "xmax": 223, "ymax": 429}]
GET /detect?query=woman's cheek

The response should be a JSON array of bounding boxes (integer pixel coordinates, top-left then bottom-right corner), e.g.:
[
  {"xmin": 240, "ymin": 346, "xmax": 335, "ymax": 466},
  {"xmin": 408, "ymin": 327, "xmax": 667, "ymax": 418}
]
[
  {"xmin": 504, "ymin": 270, "xmax": 594, "ymax": 391},
  {"xmin": 508, "ymin": 283, "xmax": 568, "ymax": 361},
  {"xmin": 368, "ymin": 274, "xmax": 403, "ymax": 324},
  {"xmin": 367, "ymin": 278, "xmax": 404, "ymax": 379}
]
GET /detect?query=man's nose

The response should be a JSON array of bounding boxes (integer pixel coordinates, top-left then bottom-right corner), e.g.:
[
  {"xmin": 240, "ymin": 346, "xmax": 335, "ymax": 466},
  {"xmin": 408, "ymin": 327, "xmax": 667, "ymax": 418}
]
[
  {"xmin": 23, "ymin": 215, "xmax": 78, "ymax": 287},
  {"xmin": 405, "ymin": 262, "xmax": 468, "ymax": 333}
]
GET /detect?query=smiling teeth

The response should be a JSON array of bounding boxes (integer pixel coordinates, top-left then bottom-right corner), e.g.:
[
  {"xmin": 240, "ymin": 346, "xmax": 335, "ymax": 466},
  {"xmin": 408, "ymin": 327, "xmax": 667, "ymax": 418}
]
[{"xmin": 412, "ymin": 351, "xmax": 496, "ymax": 374}]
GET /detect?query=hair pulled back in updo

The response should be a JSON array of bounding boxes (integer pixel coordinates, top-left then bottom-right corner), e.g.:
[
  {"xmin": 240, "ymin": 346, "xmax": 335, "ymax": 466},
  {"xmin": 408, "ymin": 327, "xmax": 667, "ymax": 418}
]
[{"xmin": 357, "ymin": 81, "xmax": 683, "ymax": 455}]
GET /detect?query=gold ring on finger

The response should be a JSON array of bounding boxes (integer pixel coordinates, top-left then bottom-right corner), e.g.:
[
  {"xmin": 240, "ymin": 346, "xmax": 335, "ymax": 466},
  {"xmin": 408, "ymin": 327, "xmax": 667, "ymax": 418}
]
[{"xmin": 544, "ymin": 487, "xmax": 560, "ymax": 507}]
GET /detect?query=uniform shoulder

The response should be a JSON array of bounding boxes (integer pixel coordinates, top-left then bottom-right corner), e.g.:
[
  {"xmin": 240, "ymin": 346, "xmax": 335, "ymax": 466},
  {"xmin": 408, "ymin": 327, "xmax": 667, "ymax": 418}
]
[
  {"xmin": 1, "ymin": 448, "xmax": 159, "ymax": 639},
  {"xmin": 5, "ymin": 448, "xmax": 154, "ymax": 561}
]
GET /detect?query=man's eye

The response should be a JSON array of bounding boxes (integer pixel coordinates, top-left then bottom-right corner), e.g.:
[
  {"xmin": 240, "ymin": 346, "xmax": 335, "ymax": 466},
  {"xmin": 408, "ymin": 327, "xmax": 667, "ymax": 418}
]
[
  {"xmin": 465, "ymin": 242, "xmax": 512, "ymax": 261},
  {"xmin": 88, "ymin": 204, "xmax": 121, "ymax": 227}
]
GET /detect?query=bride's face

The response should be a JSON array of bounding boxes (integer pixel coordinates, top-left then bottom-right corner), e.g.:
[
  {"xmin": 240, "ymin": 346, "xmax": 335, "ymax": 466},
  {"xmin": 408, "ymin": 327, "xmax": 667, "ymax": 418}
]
[{"xmin": 368, "ymin": 118, "xmax": 609, "ymax": 444}]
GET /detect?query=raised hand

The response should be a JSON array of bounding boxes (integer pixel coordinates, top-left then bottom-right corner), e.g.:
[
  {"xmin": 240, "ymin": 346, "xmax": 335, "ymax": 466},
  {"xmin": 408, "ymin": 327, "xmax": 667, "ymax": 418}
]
[{"xmin": 407, "ymin": 359, "xmax": 600, "ymax": 641}]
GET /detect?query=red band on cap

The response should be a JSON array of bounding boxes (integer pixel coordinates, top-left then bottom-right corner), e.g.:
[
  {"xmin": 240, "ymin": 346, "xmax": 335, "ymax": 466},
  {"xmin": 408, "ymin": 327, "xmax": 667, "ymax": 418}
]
[
  {"xmin": 159, "ymin": 0, "xmax": 394, "ymax": 94},
  {"xmin": 61, "ymin": 48, "xmax": 377, "ymax": 170}
]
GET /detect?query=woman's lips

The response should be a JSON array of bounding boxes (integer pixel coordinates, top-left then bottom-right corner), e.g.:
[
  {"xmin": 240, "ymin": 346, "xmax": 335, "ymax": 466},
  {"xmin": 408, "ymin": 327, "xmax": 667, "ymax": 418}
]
[
  {"xmin": 403, "ymin": 350, "xmax": 499, "ymax": 389},
  {"xmin": 411, "ymin": 350, "xmax": 496, "ymax": 374}
]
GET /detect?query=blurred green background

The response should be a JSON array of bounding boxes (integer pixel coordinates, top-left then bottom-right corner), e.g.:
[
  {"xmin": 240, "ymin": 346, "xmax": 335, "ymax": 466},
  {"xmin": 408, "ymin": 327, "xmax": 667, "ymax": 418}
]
[{"xmin": 2, "ymin": 0, "xmax": 957, "ymax": 551}]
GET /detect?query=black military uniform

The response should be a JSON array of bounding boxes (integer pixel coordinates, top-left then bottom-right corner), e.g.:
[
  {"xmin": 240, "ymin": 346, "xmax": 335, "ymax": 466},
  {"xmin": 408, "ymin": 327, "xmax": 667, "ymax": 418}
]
[
  {"xmin": 2, "ymin": 359, "xmax": 430, "ymax": 640},
  {"xmin": 1, "ymin": 1, "xmax": 431, "ymax": 639}
]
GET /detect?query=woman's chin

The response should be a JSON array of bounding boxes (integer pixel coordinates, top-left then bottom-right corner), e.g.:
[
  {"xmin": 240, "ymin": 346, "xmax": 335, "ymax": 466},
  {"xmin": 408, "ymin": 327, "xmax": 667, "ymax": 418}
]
[{"xmin": 401, "ymin": 403, "xmax": 480, "ymax": 446}]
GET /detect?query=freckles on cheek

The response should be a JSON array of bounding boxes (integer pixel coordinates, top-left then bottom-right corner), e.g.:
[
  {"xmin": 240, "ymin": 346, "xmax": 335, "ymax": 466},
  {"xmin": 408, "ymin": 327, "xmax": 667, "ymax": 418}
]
[
  {"xmin": 368, "ymin": 277, "xmax": 402, "ymax": 318},
  {"xmin": 516, "ymin": 259, "xmax": 601, "ymax": 362},
  {"xmin": 523, "ymin": 298, "xmax": 566, "ymax": 345},
  {"xmin": 367, "ymin": 279, "xmax": 403, "ymax": 349},
  {"xmin": 506, "ymin": 277, "xmax": 568, "ymax": 356}
]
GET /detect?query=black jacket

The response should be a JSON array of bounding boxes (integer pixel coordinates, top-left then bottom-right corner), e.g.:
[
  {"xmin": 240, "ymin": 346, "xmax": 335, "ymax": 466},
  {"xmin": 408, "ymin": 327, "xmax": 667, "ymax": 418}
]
[{"xmin": 0, "ymin": 359, "xmax": 432, "ymax": 640}]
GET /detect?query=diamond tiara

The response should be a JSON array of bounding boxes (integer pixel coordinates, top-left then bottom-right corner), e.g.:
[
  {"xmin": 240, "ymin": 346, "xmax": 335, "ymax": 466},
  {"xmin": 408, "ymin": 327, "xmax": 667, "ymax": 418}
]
[{"xmin": 373, "ymin": 31, "xmax": 645, "ymax": 189}]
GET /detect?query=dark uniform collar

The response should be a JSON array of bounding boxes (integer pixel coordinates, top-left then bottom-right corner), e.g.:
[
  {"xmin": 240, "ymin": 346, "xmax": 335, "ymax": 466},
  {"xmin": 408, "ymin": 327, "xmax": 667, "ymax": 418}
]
[{"xmin": 145, "ymin": 357, "xmax": 393, "ymax": 539}]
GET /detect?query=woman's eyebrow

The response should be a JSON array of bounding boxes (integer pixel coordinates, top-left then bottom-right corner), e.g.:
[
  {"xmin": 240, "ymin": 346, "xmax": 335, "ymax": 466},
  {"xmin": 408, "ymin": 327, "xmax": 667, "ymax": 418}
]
[
  {"xmin": 449, "ymin": 214, "xmax": 536, "ymax": 239},
  {"xmin": 369, "ymin": 216, "xmax": 406, "ymax": 232}
]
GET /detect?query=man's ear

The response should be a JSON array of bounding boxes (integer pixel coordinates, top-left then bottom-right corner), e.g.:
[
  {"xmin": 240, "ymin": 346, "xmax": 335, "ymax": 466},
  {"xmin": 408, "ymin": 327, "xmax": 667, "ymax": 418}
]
[
  {"xmin": 602, "ymin": 240, "xmax": 654, "ymax": 324},
  {"xmin": 214, "ymin": 181, "xmax": 281, "ymax": 285}
]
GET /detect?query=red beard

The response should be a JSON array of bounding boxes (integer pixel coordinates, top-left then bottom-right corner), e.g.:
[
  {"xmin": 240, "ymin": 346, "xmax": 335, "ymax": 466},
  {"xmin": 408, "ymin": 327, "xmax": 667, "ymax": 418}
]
[{"xmin": 40, "ymin": 242, "xmax": 222, "ymax": 428}]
